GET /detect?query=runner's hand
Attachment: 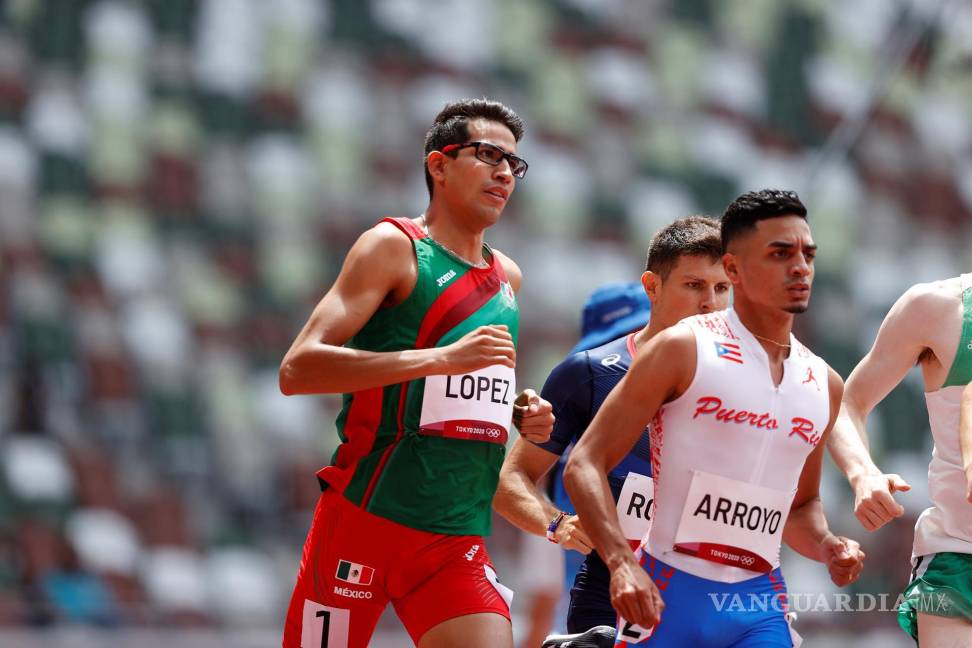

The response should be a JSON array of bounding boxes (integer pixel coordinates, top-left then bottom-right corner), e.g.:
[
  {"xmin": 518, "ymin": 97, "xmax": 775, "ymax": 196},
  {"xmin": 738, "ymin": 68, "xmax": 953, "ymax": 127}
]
[
  {"xmin": 554, "ymin": 514, "xmax": 593, "ymax": 554},
  {"xmin": 512, "ymin": 389, "xmax": 554, "ymax": 443},
  {"xmin": 610, "ymin": 556, "xmax": 664, "ymax": 629},
  {"xmin": 821, "ymin": 535, "xmax": 865, "ymax": 587},
  {"xmin": 438, "ymin": 325, "xmax": 515, "ymax": 374},
  {"xmin": 851, "ymin": 473, "xmax": 910, "ymax": 531}
]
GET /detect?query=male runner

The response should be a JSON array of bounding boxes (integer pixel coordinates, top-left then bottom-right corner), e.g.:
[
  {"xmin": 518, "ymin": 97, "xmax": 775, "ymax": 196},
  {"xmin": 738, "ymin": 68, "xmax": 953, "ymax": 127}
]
[
  {"xmin": 493, "ymin": 216, "xmax": 730, "ymax": 633},
  {"xmin": 565, "ymin": 189, "xmax": 865, "ymax": 647},
  {"xmin": 826, "ymin": 275, "xmax": 972, "ymax": 646},
  {"xmin": 279, "ymin": 99, "xmax": 554, "ymax": 648},
  {"xmin": 516, "ymin": 281, "xmax": 652, "ymax": 648}
]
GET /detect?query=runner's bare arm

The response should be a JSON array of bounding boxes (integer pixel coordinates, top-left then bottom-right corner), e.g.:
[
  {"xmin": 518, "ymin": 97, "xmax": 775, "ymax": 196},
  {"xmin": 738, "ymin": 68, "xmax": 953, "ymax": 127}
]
[
  {"xmin": 494, "ymin": 439, "xmax": 592, "ymax": 552},
  {"xmin": 564, "ymin": 326, "xmax": 695, "ymax": 628},
  {"xmin": 785, "ymin": 367, "xmax": 864, "ymax": 586},
  {"xmin": 827, "ymin": 290, "xmax": 936, "ymax": 529},
  {"xmin": 961, "ymin": 381, "xmax": 972, "ymax": 503},
  {"xmin": 280, "ymin": 223, "xmax": 515, "ymax": 394}
]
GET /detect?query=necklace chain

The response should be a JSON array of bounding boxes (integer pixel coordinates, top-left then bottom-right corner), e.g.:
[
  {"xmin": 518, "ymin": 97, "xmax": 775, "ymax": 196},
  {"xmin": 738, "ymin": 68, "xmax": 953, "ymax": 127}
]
[
  {"xmin": 751, "ymin": 332, "xmax": 791, "ymax": 349},
  {"xmin": 420, "ymin": 215, "xmax": 489, "ymax": 269}
]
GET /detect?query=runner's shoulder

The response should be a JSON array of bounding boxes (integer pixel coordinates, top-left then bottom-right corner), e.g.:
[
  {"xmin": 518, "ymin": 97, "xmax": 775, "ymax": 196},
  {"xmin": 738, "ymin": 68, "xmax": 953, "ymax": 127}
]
[
  {"xmin": 654, "ymin": 320, "xmax": 698, "ymax": 350},
  {"xmin": 336, "ymin": 221, "xmax": 418, "ymax": 295},
  {"xmin": 584, "ymin": 336, "xmax": 633, "ymax": 371},
  {"xmin": 899, "ymin": 279, "xmax": 962, "ymax": 315},
  {"xmin": 491, "ymin": 248, "xmax": 522, "ymax": 292},
  {"xmin": 545, "ymin": 349, "xmax": 594, "ymax": 396},
  {"xmin": 358, "ymin": 219, "xmax": 418, "ymax": 259}
]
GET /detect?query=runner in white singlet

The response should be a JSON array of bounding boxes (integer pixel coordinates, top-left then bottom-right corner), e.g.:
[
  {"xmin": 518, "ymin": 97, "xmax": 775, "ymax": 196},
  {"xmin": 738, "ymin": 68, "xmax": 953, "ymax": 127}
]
[
  {"xmin": 827, "ymin": 275, "xmax": 972, "ymax": 646},
  {"xmin": 564, "ymin": 190, "xmax": 866, "ymax": 647}
]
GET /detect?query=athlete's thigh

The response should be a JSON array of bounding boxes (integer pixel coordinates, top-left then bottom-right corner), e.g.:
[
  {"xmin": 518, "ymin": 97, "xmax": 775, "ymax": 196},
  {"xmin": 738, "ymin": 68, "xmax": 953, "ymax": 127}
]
[
  {"xmin": 393, "ymin": 539, "xmax": 513, "ymax": 645},
  {"xmin": 613, "ymin": 555, "xmax": 792, "ymax": 648},
  {"xmin": 282, "ymin": 491, "xmax": 390, "ymax": 648},
  {"xmin": 417, "ymin": 612, "xmax": 513, "ymax": 648},
  {"xmin": 567, "ymin": 558, "xmax": 616, "ymax": 633},
  {"xmin": 918, "ymin": 612, "xmax": 972, "ymax": 648}
]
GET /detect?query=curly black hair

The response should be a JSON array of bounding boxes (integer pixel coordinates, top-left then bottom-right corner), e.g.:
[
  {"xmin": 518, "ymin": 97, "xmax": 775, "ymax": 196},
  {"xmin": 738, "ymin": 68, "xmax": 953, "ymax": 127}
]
[{"xmin": 721, "ymin": 189, "xmax": 807, "ymax": 251}]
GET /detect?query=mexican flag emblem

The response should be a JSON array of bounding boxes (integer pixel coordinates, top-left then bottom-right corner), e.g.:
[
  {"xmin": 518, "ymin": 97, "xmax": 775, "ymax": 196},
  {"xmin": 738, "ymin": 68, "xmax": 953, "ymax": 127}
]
[
  {"xmin": 335, "ymin": 560, "xmax": 374, "ymax": 585},
  {"xmin": 500, "ymin": 281, "xmax": 515, "ymax": 307}
]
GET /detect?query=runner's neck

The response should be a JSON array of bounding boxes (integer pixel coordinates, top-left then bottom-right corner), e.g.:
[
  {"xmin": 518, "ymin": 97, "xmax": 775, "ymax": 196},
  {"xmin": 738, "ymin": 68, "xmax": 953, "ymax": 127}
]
[{"xmin": 419, "ymin": 209, "xmax": 488, "ymax": 267}]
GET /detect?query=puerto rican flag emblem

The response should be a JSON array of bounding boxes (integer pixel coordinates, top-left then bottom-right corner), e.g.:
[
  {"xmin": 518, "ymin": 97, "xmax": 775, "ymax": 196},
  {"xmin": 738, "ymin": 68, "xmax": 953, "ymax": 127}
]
[{"xmin": 714, "ymin": 341, "xmax": 743, "ymax": 364}]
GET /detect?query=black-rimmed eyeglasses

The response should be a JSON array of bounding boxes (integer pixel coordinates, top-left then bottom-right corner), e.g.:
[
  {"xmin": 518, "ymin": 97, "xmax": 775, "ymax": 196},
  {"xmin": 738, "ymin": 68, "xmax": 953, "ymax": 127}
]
[{"xmin": 441, "ymin": 141, "xmax": 528, "ymax": 179}]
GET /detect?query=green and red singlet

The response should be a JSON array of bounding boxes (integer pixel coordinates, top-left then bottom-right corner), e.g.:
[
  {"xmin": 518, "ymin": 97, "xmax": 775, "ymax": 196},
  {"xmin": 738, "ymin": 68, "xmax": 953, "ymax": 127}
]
[{"xmin": 317, "ymin": 217, "xmax": 520, "ymax": 536}]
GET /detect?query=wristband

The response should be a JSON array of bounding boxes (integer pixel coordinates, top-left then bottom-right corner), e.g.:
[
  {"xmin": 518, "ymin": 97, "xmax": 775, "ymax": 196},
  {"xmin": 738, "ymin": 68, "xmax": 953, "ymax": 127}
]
[{"xmin": 546, "ymin": 511, "xmax": 568, "ymax": 543}]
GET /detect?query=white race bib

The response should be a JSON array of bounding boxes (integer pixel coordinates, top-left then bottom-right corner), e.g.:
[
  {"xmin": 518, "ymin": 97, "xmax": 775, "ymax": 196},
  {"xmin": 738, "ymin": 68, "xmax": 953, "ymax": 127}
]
[
  {"xmin": 616, "ymin": 617, "xmax": 654, "ymax": 644},
  {"xmin": 420, "ymin": 364, "xmax": 516, "ymax": 444},
  {"xmin": 300, "ymin": 599, "xmax": 350, "ymax": 648},
  {"xmin": 616, "ymin": 472, "xmax": 654, "ymax": 543},
  {"xmin": 672, "ymin": 471, "xmax": 793, "ymax": 573}
]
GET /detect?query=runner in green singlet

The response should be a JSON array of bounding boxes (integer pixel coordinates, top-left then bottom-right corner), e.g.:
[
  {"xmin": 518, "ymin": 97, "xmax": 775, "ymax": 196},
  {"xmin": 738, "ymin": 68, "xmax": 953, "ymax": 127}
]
[
  {"xmin": 279, "ymin": 99, "xmax": 554, "ymax": 648},
  {"xmin": 828, "ymin": 275, "xmax": 972, "ymax": 646}
]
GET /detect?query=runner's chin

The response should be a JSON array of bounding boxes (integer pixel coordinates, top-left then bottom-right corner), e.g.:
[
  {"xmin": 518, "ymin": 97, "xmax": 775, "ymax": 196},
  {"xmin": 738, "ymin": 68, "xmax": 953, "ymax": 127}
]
[{"xmin": 783, "ymin": 293, "xmax": 810, "ymax": 314}]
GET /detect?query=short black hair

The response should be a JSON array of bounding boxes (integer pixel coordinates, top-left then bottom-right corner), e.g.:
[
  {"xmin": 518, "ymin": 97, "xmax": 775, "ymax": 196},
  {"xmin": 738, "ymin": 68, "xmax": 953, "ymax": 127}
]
[
  {"xmin": 645, "ymin": 215, "xmax": 723, "ymax": 277},
  {"xmin": 423, "ymin": 98, "xmax": 525, "ymax": 197},
  {"xmin": 721, "ymin": 189, "xmax": 807, "ymax": 251}
]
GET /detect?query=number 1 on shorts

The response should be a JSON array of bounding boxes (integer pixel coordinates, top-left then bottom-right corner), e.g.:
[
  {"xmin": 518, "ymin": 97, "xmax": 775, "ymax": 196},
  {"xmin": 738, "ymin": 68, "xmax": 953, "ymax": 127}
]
[{"xmin": 301, "ymin": 600, "xmax": 350, "ymax": 648}]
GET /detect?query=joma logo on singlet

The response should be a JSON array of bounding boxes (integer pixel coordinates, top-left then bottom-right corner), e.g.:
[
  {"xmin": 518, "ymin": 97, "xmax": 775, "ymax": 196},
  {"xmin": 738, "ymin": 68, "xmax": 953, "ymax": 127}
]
[{"xmin": 436, "ymin": 269, "xmax": 457, "ymax": 287}]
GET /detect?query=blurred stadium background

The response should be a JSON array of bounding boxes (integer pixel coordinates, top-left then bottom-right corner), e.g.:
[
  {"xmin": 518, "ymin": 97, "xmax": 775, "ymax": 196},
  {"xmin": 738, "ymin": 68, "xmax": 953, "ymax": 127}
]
[{"xmin": 0, "ymin": 0, "xmax": 970, "ymax": 646}]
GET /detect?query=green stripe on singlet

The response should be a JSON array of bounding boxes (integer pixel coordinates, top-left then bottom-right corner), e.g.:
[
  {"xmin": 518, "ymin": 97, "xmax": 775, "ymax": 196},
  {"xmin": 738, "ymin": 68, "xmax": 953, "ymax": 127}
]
[{"xmin": 943, "ymin": 273, "xmax": 972, "ymax": 388}]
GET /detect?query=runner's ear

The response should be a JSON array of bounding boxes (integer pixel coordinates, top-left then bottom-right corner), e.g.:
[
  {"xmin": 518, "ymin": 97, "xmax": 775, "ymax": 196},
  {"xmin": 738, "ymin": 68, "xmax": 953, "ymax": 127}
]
[
  {"xmin": 722, "ymin": 253, "xmax": 741, "ymax": 287},
  {"xmin": 643, "ymin": 271, "xmax": 662, "ymax": 302},
  {"xmin": 426, "ymin": 151, "xmax": 448, "ymax": 185}
]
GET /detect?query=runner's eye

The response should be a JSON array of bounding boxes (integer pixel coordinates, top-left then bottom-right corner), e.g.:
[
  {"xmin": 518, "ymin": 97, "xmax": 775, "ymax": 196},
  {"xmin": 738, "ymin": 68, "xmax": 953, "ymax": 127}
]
[
  {"xmin": 476, "ymin": 143, "xmax": 505, "ymax": 164},
  {"xmin": 507, "ymin": 156, "xmax": 527, "ymax": 177}
]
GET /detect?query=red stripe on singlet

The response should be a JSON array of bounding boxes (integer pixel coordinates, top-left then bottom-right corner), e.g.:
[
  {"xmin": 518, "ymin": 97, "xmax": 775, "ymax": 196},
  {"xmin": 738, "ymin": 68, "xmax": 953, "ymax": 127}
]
[
  {"xmin": 317, "ymin": 218, "xmax": 422, "ymax": 493},
  {"xmin": 317, "ymin": 386, "xmax": 384, "ymax": 492},
  {"xmin": 380, "ymin": 216, "xmax": 427, "ymax": 240},
  {"xmin": 360, "ymin": 249, "xmax": 506, "ymax": 508}
]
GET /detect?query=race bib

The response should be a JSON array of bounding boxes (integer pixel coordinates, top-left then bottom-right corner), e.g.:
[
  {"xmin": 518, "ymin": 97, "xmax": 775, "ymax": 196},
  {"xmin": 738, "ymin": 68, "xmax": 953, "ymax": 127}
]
[
  {"xmin": 616, "ymin": 617, "xmax": 654, "ymax": 644},
  {"xmin": 301, "ymin": 599, "xmax": 350, "ymax": 648},
  {"xmin": 616, "ymin": 472, "xmax": 654, "ymax": 544},
  {"xmin": 672, "ymin": 471, "xmax": 793, "ymax": 573},
  {"xmin": 419, "ymin": 364, "xmax": 516, "ymax": 445}
]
